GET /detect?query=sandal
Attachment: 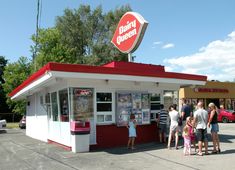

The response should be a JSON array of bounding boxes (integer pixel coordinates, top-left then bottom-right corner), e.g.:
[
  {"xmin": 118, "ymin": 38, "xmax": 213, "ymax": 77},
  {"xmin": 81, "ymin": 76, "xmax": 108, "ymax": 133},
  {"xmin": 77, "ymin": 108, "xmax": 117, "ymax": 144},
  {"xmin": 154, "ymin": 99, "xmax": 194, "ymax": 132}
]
[{"xmin": 196, "ymin": 152, "xmax": 203, "ymax": 156}]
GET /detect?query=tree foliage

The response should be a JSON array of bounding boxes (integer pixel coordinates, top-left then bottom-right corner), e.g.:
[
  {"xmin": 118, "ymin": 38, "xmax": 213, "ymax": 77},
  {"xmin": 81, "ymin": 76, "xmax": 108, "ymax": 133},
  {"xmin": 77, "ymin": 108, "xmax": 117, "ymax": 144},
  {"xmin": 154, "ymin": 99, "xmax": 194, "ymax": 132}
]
[
  {"xmin": 3, "ymin": 4, "xmax": 132, "ymax": 114},
  {"xmin": 32, "ymin": 4, "xmax": 131, "ymax": 69},
  {"xmin": 0, "ymin": 56, "xmax": 10, "ymax": 113},
  {"xmin": 2, "ymin": 56, "xmax": 31, "ymax": 114}
]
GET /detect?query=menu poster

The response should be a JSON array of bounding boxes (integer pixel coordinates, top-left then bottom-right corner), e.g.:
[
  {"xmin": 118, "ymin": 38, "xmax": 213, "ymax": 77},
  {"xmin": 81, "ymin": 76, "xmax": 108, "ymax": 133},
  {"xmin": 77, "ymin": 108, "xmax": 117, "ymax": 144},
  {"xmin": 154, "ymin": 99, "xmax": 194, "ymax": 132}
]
[
  {"xmin": 73, "ymin": 88, "xmax": 94, "ymax": 121},
  {"xmin": 117, "ymin": 93, "xmax": 132, "ymax": 126},
  {"xmin": 116, "ymin": 92, "xmax": 151, "ymax": 126},
  {"xmin": 142, "ymin": 94, "xmax": 149, "ymax": 109},
  {"xmin": 132, "ymin": 93, "xmax": 141, "ymax": 109},
  {"xmin": 142, "ymin": 109, "xmax": 150, "ymax": 124}
]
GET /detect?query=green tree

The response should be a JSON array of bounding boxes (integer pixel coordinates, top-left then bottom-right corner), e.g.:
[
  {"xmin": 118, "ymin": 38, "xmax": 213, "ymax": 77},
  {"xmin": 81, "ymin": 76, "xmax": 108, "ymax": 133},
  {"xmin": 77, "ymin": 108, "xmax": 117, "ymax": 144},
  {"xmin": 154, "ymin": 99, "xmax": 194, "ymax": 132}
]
[
  {"xmin": 0, "ymin": 56, "xmax": 10, "ymax": 113},
  {"xmin": 2, "ymin": 56, "xmax": 31, "ymax": 114},
  {"xmin": 32, "ymin": 4, "xmax": 131, "ymax": 69},
  {"xmin": 31, "ymin": 28, "xmax": 73, "ymax": 70}
]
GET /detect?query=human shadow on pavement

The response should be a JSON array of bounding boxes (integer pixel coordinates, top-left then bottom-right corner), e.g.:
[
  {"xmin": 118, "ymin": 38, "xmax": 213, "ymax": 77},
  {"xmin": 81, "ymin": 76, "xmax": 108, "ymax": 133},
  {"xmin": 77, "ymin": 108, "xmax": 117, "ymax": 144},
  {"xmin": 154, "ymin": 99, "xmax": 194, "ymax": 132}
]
[
  {"xmin": 218, "ymin": 134, "xmax": 235, "ymax": 143},
  {"xmin": 93, "ymin": 140, "xmax": 185, "ymax": 155},
  {"xmin": 93, "ymin": 133, "xmax": 235, "ymax": 155}
]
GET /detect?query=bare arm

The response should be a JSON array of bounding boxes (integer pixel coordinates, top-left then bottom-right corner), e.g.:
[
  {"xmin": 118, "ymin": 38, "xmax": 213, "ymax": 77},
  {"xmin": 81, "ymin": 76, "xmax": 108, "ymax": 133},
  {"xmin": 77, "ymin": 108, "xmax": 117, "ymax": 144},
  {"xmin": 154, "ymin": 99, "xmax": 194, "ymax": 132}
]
[{"xmin": 207, "ymin": 110, "xmax": 215, "ymax": 128}]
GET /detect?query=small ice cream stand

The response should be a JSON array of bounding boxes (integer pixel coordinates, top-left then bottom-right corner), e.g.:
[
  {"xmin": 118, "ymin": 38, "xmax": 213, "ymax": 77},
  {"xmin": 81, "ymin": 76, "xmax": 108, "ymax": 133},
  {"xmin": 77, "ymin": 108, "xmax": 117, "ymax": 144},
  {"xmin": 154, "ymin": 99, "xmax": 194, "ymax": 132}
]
[{"xmin": 10, "ymin": 12, "xmax": 207, "ymax": 152}]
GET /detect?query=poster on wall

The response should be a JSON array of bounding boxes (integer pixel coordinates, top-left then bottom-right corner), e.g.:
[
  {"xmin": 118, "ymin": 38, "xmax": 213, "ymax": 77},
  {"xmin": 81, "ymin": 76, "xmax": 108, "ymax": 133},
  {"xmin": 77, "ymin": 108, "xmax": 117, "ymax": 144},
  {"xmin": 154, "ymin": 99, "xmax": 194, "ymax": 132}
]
[
  {"xmin": 142, "ymin": 94, "xmax": 150, "ymax": 109},
  {"xmin": 117, "ymin": 93, "xmax": 132, "ymax": 126},
  {"xmin": 142, "ymin": 109, "xmax": 150, "ymax": 124},
  {"xmin": 73, "ymin": 88, "xmax": 94, "ymax": 121},
  {"xmin": 116, "ymin": 92, "xmax": 151, "ymax": 126}
]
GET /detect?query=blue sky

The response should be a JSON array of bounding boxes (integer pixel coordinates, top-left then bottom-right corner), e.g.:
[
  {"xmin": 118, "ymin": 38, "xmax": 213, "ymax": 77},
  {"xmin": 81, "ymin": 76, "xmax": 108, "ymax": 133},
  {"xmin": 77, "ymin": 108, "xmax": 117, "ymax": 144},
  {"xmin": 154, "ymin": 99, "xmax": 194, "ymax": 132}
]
[{"xmin": 1, "ymin": 0, "xmax": 235, "ymax": 81}]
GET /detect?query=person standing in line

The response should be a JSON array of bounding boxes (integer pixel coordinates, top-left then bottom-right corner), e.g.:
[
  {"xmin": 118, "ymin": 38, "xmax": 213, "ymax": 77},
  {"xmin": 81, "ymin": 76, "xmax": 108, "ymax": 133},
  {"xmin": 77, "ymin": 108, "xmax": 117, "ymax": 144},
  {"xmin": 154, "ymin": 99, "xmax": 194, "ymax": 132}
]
[
  {"xmin": 181, "ymin": 99, "xmax": 192, "ymax": 127},
  {"xmin": 208, "ymin": 102, "xmax": 221, "ymax": 154},
  {"xmin": 127, "ymin": 113, "xmax": 137, "ymax": 150},
  {"xmin": 167, "ymin": 104, "xmax": 180, "ymax": 150},
  {"xmin": 193, "ymin": 101, "xmax": 209, "ymax": 156},
  {"xmin": 157, "ymin": 104, "xmax": 168, "ymax": 143}
]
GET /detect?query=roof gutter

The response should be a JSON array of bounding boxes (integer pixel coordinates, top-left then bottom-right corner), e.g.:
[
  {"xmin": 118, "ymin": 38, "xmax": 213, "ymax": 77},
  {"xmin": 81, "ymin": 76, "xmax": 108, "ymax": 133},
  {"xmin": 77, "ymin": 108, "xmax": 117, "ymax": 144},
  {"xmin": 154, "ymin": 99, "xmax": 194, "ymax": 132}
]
[{"xmin": 11, "ymin": 71, "xmax": 53, "ymax": 100}]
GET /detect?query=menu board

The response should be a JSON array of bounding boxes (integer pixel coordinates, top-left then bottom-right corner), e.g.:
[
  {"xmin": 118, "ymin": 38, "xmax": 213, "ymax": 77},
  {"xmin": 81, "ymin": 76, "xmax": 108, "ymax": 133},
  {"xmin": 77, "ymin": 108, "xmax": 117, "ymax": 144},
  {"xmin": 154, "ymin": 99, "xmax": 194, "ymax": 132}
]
[
  {"xmin": 72, "ymin": 88, "xmax": 94, "ymax": 121},
  {"xmin": 116, "ymin": 92, "xmax": 150, "ymax": 126}
]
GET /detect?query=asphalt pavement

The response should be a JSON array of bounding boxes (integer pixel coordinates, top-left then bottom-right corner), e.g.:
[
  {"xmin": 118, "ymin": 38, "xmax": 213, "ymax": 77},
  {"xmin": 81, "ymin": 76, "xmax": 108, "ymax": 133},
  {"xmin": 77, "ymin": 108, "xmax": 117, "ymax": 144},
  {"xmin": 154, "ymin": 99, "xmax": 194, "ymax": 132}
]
[{"xmin": 0, "ymin": 123, "xmax": 235, "ymax": 170}]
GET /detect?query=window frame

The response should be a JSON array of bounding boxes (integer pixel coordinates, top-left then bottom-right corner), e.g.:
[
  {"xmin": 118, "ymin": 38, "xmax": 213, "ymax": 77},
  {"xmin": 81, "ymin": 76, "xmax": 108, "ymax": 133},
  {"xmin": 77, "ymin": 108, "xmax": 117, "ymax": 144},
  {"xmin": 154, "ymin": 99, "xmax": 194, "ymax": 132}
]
[{"xmin": 96, "ymin": 91, "xmax": 115, "ymax": 124}]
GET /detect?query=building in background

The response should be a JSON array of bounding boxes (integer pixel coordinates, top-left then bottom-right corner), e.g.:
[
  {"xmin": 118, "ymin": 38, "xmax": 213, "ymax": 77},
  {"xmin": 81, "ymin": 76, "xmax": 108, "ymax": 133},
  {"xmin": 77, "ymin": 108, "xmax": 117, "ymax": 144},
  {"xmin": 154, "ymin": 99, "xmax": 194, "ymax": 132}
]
[{"xmin": 179, "ymin": 81, "xmax": 235, "ymax": 110}]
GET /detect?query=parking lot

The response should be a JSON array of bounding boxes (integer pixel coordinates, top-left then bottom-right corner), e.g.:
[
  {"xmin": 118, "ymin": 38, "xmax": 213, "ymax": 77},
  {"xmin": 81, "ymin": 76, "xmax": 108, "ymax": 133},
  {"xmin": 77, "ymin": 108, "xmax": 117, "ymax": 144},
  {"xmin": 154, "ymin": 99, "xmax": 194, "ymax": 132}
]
[{"xmin": 0, "ymin": 123, "xmax": 235, "ymax": 170}]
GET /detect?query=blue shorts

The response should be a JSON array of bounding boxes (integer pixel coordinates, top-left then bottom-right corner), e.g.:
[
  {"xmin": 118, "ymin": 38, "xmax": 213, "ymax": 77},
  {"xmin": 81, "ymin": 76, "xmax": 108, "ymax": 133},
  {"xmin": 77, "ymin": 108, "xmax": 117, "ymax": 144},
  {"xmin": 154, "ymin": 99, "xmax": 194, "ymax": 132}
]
[{"xmin": 211, "ymin": 123, "xmax": 219, "ymax": 133}]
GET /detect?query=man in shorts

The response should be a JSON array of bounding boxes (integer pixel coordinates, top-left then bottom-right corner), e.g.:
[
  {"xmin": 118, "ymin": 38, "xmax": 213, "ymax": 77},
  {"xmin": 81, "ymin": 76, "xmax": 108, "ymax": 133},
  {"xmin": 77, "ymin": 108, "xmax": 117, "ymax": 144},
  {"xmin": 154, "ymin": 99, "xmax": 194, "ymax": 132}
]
[
  {"xmin": 157, "ymin": 104, "xmax": 168, "ymax": 143},
  {"xmin": 193, "ymin": 101, "xmax": 209, "ymax": 156}
]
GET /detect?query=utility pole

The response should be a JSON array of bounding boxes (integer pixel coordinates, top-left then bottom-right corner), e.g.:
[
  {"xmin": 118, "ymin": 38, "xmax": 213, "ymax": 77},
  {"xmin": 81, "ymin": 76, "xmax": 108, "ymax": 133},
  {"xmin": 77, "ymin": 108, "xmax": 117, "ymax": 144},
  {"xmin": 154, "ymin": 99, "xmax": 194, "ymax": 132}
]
[{"xmin": 33, "ymin": 0, "xmax": 41, "ymax": 71}]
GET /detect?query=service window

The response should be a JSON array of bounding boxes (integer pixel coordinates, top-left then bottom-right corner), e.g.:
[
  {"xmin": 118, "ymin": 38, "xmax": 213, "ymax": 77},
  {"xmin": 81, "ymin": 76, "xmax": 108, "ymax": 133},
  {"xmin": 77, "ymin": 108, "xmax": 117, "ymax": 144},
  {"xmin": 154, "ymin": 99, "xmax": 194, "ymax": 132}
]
[
  {"xmin": 96, "ymin": 92, "xmax": 114, "ymax": 124},
  {"xmin": 163, "ymin": 90, "xmax": 178, "ymax": 110},
  {"xmin": 150, "ymin": 93, "xmax": 161, "ymax": 121}
]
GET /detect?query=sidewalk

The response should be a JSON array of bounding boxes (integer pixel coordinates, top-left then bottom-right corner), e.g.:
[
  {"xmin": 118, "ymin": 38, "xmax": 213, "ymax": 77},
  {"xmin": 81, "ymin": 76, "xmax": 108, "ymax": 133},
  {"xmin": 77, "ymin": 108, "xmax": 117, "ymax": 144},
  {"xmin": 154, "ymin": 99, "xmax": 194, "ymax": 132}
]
[{"xmin": 0, "ymin": 123, "xmax": 235, "ymax": 170}]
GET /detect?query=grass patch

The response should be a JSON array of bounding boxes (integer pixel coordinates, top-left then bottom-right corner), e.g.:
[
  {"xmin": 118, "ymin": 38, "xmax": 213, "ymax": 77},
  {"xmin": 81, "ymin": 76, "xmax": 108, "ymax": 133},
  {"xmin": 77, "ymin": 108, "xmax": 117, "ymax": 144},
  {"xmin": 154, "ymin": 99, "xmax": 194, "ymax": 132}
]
[{"xmin": 7, "ymin": 122, "xmax": 19, "ymax": 129}]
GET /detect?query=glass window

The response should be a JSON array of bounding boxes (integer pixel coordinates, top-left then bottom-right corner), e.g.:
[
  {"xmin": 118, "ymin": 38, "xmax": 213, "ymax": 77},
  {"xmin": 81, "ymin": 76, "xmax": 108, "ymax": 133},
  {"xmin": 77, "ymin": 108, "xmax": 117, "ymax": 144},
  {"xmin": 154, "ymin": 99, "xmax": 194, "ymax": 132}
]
[
  {"xmin": 59, "ymin": 89, "xmax": 69, "ymax": 122},
  {"xmin": 150, "ymin": 93, "xmax": 161, "ymax": 121},
  {"xmin": 97, "ymin": 115, "xmax": 104, "ymax": 122},
  {"xmin": 51, "ymin": 92, "xmax": 58, "ymax": 121},
  {"xmin": 96, "ymin": 92, "xmax": 114, "ymax": 124},
  {"xmin": 45, "ymin": 93, "xmax": 51, "ymax": 119},
  {"xmin": 97, "ymin": 93, "xmax": 112, "ymax": 102},
  {"xmin": 97, "ymin": 103, "xmax": 112, "ymax": 112}
]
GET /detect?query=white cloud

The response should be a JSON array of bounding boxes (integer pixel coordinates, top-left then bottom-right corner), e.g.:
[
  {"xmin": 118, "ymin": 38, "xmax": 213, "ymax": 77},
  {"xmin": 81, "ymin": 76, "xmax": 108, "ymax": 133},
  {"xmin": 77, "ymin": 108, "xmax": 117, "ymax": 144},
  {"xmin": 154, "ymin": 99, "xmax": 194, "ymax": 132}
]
[
  {"xmin": 162, "ymin": 43, "xmax": 175, "ymax": 49},
  {"xmin": 153, "ymin": 41, "xmax": 162, "ymax": 45},
  {"xmin": 164, "ymin": 30, "xmax": 235, "ymax": 81}
]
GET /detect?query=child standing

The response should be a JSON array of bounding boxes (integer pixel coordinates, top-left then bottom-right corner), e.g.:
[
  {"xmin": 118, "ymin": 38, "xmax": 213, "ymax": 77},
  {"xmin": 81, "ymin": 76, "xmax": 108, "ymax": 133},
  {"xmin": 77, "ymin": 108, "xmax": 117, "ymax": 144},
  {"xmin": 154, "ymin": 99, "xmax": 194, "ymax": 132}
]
[
  {"xmin": 127, "ymin": 113, "xmax": 137, "ymax": 150},
  {"xmin": 186, "ymin": 116, "xmax": 197, "ymax": 152},
  {"xmin": 183, "ymin": 125, "xmax": 191, "ymax": 156}
]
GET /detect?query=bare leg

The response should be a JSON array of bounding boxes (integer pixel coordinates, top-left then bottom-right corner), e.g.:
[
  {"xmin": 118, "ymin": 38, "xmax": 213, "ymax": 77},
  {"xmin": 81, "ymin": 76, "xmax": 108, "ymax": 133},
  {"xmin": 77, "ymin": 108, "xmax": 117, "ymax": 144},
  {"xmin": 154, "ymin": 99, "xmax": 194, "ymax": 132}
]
[
  {"xmin": 198, "ymin": 141, "xmax": 203, "ymax": 154},
  {"xmin": 175, "ymin": 131, "xmax": 179, "ymax": 149},
  {"xmin": 215, "ymin": 133, "xmax": 220, "ymax": 151},
  {"xmin": 127, "ymin": 138, "xmax": 131, "ymax": 148},
  {"xmin": 131, "ymin": 137, "xmax": 135, "ymax": 149},
  {"xmin": 159, "ymin": 132, "xmax": 162, "ymax": 143},
  {"xmin": 204, "ymin": 140, "xmax": 208, "ymax": 154},
  {"xmin": 211, "ymin": 132, "xmax": 217, "ymax": 152},
  {"xmin": 167, "ymin": 131, "xmax": 172, "ymax": 148}
]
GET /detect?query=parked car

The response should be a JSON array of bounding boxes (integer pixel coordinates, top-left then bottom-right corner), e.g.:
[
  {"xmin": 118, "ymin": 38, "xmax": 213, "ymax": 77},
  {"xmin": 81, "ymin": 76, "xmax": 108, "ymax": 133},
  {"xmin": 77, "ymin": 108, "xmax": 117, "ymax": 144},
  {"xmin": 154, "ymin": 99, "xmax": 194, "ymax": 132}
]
[
  {"xmin": 19, "ymin": 116, "xmax": 26, "ymax": 129},
  {"xmin": 0, "ymin": 119, "xmax": 7, "ymax": 129},
  {"xmin": 218, "ymin": 109, "xmax": 235, "ymax": 123}
]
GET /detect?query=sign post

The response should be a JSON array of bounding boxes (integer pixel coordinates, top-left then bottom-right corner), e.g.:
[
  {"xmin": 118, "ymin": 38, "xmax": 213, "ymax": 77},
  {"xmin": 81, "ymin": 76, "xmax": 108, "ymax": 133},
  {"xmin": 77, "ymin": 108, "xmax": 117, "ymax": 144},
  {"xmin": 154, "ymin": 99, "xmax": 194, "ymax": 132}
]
[{"xmin": 111, "ymin": 12, "xmax": 148, "ymax": 62}]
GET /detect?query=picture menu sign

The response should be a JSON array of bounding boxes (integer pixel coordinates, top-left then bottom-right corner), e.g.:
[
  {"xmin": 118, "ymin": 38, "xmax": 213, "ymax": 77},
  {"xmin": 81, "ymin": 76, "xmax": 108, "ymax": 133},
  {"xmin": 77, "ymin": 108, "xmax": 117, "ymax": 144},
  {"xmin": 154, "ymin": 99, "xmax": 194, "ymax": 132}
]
[{"xmin": 116, "ymin": 92, "xmax": 150, "ymax": 126}]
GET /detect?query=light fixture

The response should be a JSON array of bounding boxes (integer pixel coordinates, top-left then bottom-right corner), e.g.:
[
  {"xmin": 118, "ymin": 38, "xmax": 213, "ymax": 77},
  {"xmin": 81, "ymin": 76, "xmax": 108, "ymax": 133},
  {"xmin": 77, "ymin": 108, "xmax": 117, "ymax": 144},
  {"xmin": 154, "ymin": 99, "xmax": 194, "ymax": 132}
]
[{"xmin": 105, "ymin": 79, "xmax": 109, "ymax": 84}]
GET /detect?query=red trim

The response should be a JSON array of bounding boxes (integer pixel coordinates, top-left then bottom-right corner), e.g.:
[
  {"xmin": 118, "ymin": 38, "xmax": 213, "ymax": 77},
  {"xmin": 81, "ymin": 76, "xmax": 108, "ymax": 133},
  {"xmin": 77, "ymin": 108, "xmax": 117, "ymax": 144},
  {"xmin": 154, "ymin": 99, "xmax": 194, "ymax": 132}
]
[
  {"xmin": 47, "ymin": 139, "xmax": 72, "ymax": 151},
  {"xmin": 10, "ymin": 61, "xmax": 207, "ymax": 97},
  {"xmin": 91, "ymin": 123, "xmax": 158, "ymax": 149}
]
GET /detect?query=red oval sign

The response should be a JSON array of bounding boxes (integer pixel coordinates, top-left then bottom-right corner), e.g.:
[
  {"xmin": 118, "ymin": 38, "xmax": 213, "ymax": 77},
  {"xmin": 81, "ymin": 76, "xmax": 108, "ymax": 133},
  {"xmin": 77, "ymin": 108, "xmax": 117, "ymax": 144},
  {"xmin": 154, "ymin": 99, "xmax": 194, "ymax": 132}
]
[{"xmin": 111, "ymin": 12, "xmax": 148, "ymax": 54}]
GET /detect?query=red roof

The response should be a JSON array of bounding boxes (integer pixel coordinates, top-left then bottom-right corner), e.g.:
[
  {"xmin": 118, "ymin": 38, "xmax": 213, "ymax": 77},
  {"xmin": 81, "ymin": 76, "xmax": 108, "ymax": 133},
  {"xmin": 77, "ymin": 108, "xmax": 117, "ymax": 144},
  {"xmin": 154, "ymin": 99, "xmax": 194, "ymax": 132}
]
[{"xmin": 9, "ymin": 61, "xmax": 207, "ymax": 97}]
